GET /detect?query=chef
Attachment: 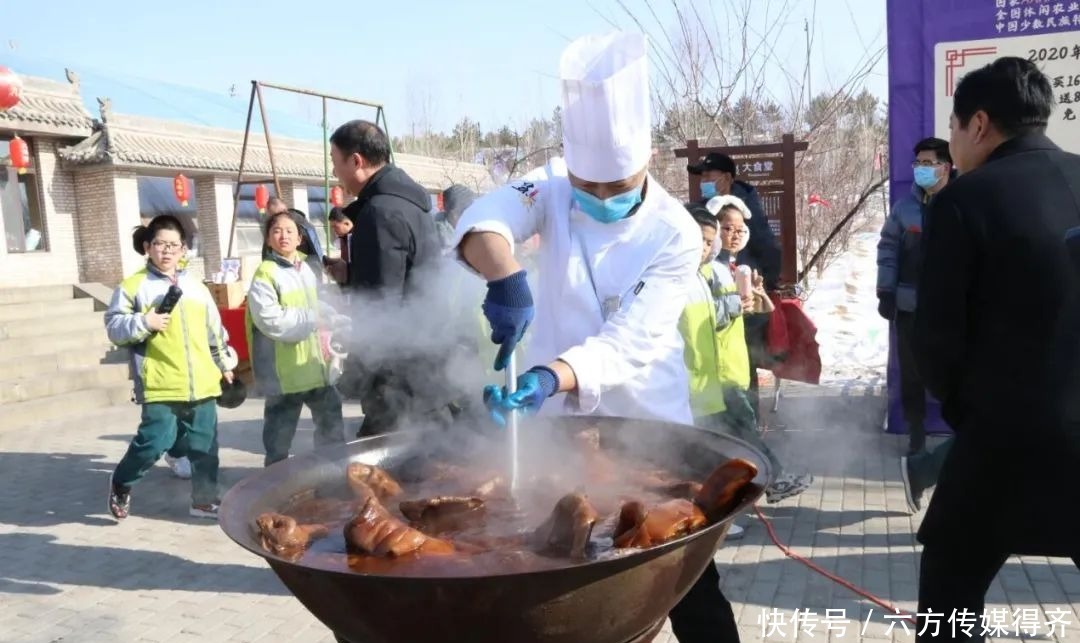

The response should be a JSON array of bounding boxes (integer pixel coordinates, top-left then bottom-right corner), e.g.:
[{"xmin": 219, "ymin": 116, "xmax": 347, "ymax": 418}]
[{"xmin": 451, "ymin": 31, "xmax": 740, "ymax": 643}]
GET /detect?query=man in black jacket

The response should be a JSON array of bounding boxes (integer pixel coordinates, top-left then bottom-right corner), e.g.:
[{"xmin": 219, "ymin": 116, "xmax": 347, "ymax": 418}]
[
  {"xmin": 913, "ymin": 57, "xmax": 1080, "ymax": 641},
  {"xmin": 330, "ymin": 120, "xmax": 439, "ymax": 297},
  {"xmin": 330, "ymin": 119, "xmax": 444, "ymax": 436}
]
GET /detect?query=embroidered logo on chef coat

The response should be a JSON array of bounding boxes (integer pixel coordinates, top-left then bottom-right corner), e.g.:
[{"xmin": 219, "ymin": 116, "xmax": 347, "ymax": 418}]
[{"xmin": 510, "ymin": 181, "xmax": 540, "ymax": 209}]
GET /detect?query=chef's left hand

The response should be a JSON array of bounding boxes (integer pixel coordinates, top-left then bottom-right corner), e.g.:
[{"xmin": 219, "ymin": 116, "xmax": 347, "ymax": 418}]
[{"xmin": 482, "ymin": 366, "xmax": 560, "ymax": 427}]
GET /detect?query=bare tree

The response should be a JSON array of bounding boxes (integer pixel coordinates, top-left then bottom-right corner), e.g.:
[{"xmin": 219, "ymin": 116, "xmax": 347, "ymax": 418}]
[{"xmin": 606, "ymin": 0, "xmax": 889, "ymax": 282}]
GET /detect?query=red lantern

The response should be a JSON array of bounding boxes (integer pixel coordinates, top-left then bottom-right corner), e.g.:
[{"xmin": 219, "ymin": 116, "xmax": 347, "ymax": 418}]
[
  {"xmin": 0, "ymin": 67, "xmax": 22, "ymax": 111},
  {"xmin": 254, "ymin": 185, "xmax": 270, "ymax": 214},
  {"xmin": 173, "ymin": 173, "xmax": 190, "ymax": 207},
  {"xmin": 8, "ymin": 135, "xmax": 29, "ymax": 175},
  {"xmin": 330, "ymin": 185, "xmax": 344, "ymax": 208}
]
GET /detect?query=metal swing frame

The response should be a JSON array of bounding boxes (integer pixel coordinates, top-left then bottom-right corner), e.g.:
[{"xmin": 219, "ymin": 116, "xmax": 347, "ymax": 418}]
[{"xmin": 225, "ymin": 80, "xmax": 393, "ymax": 257}]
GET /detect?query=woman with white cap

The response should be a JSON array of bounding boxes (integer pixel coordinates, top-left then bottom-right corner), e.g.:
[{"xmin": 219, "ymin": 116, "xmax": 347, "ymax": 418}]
[{"xmin": 452, "ymin": 31, "xmax": 740, "ymax": 643}]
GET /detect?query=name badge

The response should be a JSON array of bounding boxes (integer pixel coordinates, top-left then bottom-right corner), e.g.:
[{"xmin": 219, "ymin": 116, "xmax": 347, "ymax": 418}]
[{"xmin": 602, "ymin": 296, "xmax": 621, "ymax": 321}]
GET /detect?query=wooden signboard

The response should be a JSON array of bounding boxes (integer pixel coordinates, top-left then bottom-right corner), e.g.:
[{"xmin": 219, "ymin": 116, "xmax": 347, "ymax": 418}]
[{"xmin": 675, "ymin": 134, "xmax": 808, "ymax": 286}]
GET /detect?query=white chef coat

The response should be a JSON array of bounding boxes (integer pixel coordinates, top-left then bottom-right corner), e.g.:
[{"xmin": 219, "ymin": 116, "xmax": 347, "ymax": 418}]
[{"xmin": 451, "ymin": 158, "xmax": 700, "ymax": 424}]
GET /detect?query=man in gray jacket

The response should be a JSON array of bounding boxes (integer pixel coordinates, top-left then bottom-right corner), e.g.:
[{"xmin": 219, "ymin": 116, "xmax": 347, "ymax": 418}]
[{"xmin": 876, "ymin": 137, "xmax": 952, "ymax": 455}]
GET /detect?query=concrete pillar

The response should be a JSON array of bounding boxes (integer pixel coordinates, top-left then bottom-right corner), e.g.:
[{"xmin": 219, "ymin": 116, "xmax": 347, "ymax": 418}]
[
  {"xmin": 71, "ymin": 167, "xmax": 140, "ymax": 285},
  {"xmin": 280, "ymin": 180, "xmax": 309, "ymax": 213},
  {"xmin": 194, "ymin": 175, "xmax": 237, "ymax": 275}
]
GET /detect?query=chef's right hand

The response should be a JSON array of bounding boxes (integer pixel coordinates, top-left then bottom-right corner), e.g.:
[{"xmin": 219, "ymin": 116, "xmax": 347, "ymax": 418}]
[
  {"xmin": 145, "ymin": 311, "xmax": 170, "ymax": 332},
  {"xmin": 483, "ymin": 366, "xmax": 560, "ymax": 426},
  {"xmin": 482, "ymin": 270, "xmax": 534, "ymax": 371}
]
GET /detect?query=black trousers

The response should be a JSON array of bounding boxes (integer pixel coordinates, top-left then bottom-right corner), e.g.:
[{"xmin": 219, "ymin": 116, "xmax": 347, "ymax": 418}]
[
  {"xmin": 669, "ymin": 561, "xmax": 741, "ymax": 643},
  {"xmin": 918, "ymin": 543, "xmax": 1080, "ymax": 642},
  {"xmin": 895, "ymin": 311, "xmax": 927, "ymax": 450}
]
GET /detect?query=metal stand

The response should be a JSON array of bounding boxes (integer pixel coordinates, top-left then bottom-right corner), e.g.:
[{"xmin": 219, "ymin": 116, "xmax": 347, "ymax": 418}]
[
  {"xmin": 225, "ymin": 80, "xmax": 394, "ymax": 259},
  {"xmin": 506, "ymin": 352, "xmax": 520, "ymax": 495}
]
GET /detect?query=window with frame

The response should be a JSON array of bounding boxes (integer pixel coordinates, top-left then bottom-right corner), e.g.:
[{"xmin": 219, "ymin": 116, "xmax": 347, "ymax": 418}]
[{"xmin": 0, "ymin": 135, "xmax": 47, "ymax": 253}]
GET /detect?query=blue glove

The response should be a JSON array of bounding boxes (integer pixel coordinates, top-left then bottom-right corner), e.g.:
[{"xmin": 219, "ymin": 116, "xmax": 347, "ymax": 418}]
[
  {"xmin": 482, "ymin": 366, "xmax": 560, "ymax": 427},
  {"xmin": 482, "ymin": 270, "xmax": 534, "ymax": 371}
]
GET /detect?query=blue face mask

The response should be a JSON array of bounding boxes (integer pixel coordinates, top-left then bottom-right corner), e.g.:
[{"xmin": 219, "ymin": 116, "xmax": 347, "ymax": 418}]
[
  {"xmin": 572, "ymin": 185, "xmax": 643, "ymax": 224},
  {"xmin": 913, "ymin": 166, "xmax": 939, "ymax": 189},
  {"xmin": 700, "ymin": 181, "xmax": 718, "ymax": 199}
]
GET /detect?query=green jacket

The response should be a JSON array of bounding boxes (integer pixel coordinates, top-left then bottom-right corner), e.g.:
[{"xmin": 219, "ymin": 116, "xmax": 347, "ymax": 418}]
[
  {"xmin": 105, "ymin": 263, "xmax": 228, "ymax": 404},
  {"xmin": 246, "ymin": 253, "xmax": 330, "ymax": 396},
  {"xmin": 680, "ymin": 264, "xmax": 727, "ymax": 417}
]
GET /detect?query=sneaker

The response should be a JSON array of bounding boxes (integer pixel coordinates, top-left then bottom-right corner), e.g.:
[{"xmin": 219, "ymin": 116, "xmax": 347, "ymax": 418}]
[
  {"xmin": 164, "ymin": 454, "xmax": 192, "ymax": 480},
  {"xmin": 108, "ymin": 475, "xmax": 131, "ymax": 520},
  {"xmin": 725, "ymin": 523, "xmax": 746, "ymax": 541},
  {"xmin": 900, "ymin": 456, "xmax": 924, "ymax": 514},
  {"xmin": 189, "ymin": 503, "xmax": 219, "ymax": 519},
  {"xmin": 765, "ymin": 472, "xmax": 814, "ymax": 504}
]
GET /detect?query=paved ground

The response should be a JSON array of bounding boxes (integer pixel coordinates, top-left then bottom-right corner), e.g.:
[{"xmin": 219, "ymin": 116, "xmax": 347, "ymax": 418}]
[{"xmin": 1, "ymin": 385, "xmax": 1078, "ymax": 643}]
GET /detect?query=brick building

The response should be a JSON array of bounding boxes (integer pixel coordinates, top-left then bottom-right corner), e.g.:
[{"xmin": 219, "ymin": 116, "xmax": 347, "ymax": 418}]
[{"xmin": 0, "ymin": 69, "xmax": 493, "ymax": 289}]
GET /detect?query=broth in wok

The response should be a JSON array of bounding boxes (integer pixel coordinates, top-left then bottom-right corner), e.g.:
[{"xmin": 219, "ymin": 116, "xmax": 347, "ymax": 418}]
[{"xmin": 254, "ymin": 427, "xmax": 758, "ymax": 577}]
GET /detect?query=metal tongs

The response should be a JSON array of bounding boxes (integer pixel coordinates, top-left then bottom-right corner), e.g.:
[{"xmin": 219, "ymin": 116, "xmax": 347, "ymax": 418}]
[{"xmin": 506, "ymin": 351, "xmax": 520, "ymax": 495}]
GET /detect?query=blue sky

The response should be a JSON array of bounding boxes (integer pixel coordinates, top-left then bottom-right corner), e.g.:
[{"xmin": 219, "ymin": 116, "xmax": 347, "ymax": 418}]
[{"xmin": 0, "ymin": 0, "xmax": 887, "ymax": 137}]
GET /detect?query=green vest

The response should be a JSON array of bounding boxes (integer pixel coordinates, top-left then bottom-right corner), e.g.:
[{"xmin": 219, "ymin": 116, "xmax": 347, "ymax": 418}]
[{"xmin": 679, "ymin": 264, "xmax": 727, "ymax": 417}]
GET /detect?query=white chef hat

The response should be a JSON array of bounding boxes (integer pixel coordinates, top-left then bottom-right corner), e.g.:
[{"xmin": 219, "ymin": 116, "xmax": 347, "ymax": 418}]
[{"xmin": 560, "ymin": 32, "xmax": 652, "ymax": 184}]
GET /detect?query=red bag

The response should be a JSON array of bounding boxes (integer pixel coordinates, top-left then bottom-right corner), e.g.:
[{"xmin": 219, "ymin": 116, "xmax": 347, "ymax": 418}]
[{"xmin": 764, "ymin": 295, "xmax": 822, "ymax": 385}]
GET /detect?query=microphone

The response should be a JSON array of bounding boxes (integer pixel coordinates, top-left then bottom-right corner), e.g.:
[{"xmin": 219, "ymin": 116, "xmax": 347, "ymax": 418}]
[{"xmin": 156, "ymin": 285, "xmax": 183, "ymax": 314}]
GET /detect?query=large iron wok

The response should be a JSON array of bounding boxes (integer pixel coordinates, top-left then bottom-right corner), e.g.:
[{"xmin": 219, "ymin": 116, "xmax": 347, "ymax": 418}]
[{"xmin": 219, "ymin": 416, "xmax": 772, "ymax": 643}]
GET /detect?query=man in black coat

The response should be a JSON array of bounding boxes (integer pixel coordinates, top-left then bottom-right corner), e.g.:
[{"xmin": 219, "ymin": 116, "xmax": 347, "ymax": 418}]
[
  {"xmin": 330, "ymin": 119, "xmax": 445, "ymax": 436},
  {"xmin": 330, "ymin": 120, "xmax": 439, "ymax": 298},
  {"xmin": 913, "ymin": 57, "xmax": 1080, "ymax": 641}
]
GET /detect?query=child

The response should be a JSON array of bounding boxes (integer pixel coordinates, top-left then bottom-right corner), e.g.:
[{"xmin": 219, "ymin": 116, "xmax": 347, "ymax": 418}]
[
  {"xmin": 679, "ymin": 204, "xmax": 729, "ymax": 422},
  {"xmin": 324, "ymin": 207, "xmax": 353, "ymax": 285},
  {"xmin": 247, "ymin": 210, "xmax": 346, "ymax": 466},
  {"xmin": 105, "ymin": 215, "xmax": 232, "ymax": 519},
  {"xmin": 710, "ymin": 195, "xmax": 813, "ymax": 504}
]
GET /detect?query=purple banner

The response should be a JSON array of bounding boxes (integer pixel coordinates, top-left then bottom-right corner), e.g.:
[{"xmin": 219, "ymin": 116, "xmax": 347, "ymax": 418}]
[{"xmin": 884, "ymin": 0, "xmax": 1080, "ymax": 435}]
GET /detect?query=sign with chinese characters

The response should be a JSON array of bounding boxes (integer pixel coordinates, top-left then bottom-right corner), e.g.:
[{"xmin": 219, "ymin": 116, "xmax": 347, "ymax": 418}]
[
  {"xmin": 729, "ymin": 154, "xmax": 784, "ymax": 187},
  {"xmin": 992, "ymin": 0, "xmax": 1080, "ymax": 35},
  {"xmin": 935, "ymin": 32, "xmax": 1080, "ymax": 152}
]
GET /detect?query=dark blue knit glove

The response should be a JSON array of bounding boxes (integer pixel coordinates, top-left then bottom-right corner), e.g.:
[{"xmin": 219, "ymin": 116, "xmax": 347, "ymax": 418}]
[
  {"xmin": 482, "ymin": 366, "xmax": 560, "ymax": 427},
  {"xmin": 482, "ymin": 270, "xmax": 534, "ymax": 371}
]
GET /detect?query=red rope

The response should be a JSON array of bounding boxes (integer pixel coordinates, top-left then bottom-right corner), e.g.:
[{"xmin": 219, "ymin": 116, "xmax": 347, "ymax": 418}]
[{"xmin": 755, "ymin": 418, "xmax": 918, "ymax": 625}]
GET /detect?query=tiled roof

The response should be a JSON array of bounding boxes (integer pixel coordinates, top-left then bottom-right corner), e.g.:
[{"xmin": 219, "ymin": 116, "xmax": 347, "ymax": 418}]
[
  {"xmin": 0, "ymin": 74, "xmax": 94, "ymax": 137},
  {"xmin": 58, "ymin": 110, "xmax": 493, "ymax": 190}
]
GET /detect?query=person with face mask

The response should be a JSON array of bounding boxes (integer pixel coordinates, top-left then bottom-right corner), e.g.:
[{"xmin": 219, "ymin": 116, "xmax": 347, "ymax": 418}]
[
  {"xmin": 688, "ymin": 152, "xmax": 782, "ymax": 290},
  {"xmin": 875, "ymin": 137, "xmax": 953, "ymax": 458},
  {"xmin": 912, "ymin": 57, "xmax": 1080, "ymax": 640},
  {"xmin": 452, "ymin": 32, "xmax": 740, "ymax": 643}
]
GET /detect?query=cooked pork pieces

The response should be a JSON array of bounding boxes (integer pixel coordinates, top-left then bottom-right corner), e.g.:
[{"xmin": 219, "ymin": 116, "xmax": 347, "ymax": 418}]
[
  {"xmin": 531, "ymin": 493, "xmax": 599, "ymax": 560},
  {"xmin": 346, "ymin": 463, "xmax": 403, "ymax": 500},
  {"xmin": 399, "ymin": 496, "xmax": 487, "ymax": 533},
  {"xmin": 693, "ymin": 458, "xmax": 758, "ymax": 522},
  {"xmin": 612, "ymin": 499, "xmax": 707, "ymax": 548},
  {"xmin": 344, "ymin": 481, "xmax": 455, "ymax": 558},
  {"xmin": 255, "ymin": 512, "xmax": 330, "ymax": 558}
]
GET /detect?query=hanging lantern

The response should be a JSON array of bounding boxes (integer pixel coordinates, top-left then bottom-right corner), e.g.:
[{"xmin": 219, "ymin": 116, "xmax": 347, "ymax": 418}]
[
  {"xmin": 8, "ymin": 135, "xmax": 29, "ymax": 175},
  {"xmin": 0, "ymin": 67, "xmax": 22, "ymax": 111},
  {"xmin": 330, "ymin": 185, "xmax": 344, "ymax": 208},
  {"xmin": 254, "ymin": 184, "xmax": 270, "ymax": 214},
  {"xmin": 173, "ymin": 173, "xmax": 190, "ymax": 207}
]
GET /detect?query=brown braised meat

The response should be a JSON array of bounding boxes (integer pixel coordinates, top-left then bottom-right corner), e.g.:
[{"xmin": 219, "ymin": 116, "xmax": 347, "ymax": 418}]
[
  {"xmin": 647, "ymin": 481, "xmax": 704, "ymax": 500},
  {"xmin": 255, "ymin": 512, "xmax": 331, "ymax": 558},
  {"xmin": 399, "ymin": 496, "xmax": 486, "ymax": 533},
  {"xmin": 344, "ymin": 482, "xmax": 454, "ymax": 558},
  {"xmin": 612, "ymin": 499, "xmax": 707, "ymax": 549},
  {"xmin": 530, "ymin": 493, "xmax": 599, "ymax": 560},
  {"xmin": 346, "ymin": 462, "xmax": 403, "ymax": 500},
  {"xmin": 693, "ymin": 458, "xmax": 758, "ymax": 522}
]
